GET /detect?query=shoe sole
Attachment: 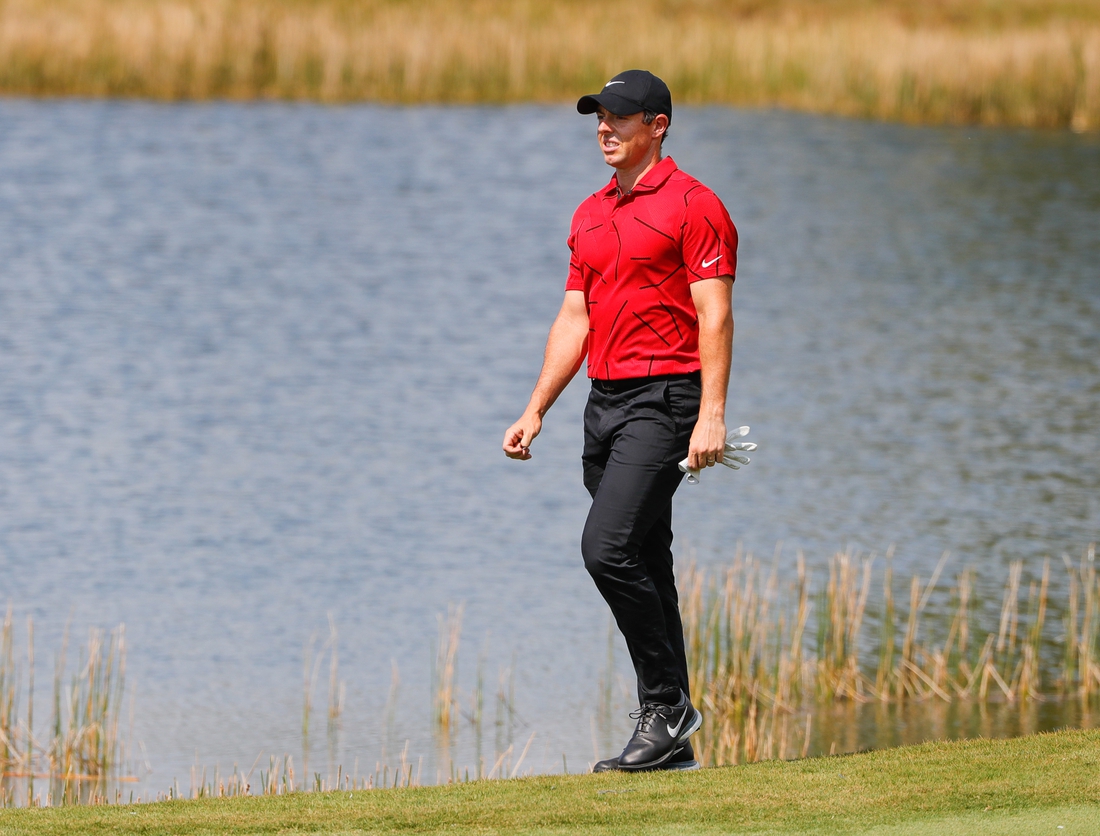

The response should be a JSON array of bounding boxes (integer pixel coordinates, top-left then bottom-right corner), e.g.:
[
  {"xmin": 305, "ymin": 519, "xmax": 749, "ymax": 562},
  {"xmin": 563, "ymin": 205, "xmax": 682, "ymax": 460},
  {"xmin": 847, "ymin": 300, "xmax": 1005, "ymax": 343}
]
[
  {"xmin": 592, "ymin": 744, "xmax": 696, "ymax": 774},
  {"xmin": 661, "ymin": 759, "xmax": 701, "ymax": 771},
  {"xmin": 618, "ymin": 708, "xmax": 703, "ymax": 772},
  {"xmin": 596, "ymin": 758, "xmax": 701, "ymax": 773}
]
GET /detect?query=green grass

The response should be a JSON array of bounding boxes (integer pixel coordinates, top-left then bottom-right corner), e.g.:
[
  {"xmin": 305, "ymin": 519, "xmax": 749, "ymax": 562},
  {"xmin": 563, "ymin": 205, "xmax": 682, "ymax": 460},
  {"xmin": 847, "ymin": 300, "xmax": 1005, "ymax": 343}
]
[{"xmin": 2, "ymin": 728, "xmax": 1098, "ymax": 834}]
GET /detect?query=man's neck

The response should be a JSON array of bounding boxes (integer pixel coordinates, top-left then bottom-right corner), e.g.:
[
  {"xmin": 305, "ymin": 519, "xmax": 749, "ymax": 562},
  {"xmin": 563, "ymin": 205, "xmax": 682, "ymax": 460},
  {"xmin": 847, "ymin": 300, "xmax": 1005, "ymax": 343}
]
[{"xmin": 615, "ymin": 151, "xmax": 663, "ymax": 196}]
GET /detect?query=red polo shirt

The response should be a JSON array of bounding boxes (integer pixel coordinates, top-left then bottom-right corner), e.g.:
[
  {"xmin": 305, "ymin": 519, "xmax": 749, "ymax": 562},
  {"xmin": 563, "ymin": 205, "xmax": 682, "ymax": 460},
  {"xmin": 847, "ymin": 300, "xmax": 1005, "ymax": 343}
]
[{"xmin": 566, "ymin": 156, "xmax": 737, "ymax": 380}]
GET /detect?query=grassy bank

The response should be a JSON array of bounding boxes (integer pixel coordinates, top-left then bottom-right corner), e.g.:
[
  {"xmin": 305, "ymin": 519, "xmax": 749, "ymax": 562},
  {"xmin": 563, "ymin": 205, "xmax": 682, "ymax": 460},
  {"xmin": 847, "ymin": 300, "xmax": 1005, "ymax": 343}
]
[
  {"xmin": 1, "ymin": 0, "xmax": 1098, "ymax": 129},
  {"xmin": 0, "ymin": 729, "xmax": 1097, "ymax": 834}
]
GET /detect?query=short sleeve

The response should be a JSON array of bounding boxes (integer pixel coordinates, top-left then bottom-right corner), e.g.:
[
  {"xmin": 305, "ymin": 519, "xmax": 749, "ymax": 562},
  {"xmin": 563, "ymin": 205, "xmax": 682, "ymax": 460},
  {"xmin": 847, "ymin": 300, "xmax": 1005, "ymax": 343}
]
[
  {"xmin": 565, "ymin": 208, "xmax": 586, "ymax": 292},
  {"xmin": 681, "ymin": 189, "xmax": 738, "ymax": 283}
]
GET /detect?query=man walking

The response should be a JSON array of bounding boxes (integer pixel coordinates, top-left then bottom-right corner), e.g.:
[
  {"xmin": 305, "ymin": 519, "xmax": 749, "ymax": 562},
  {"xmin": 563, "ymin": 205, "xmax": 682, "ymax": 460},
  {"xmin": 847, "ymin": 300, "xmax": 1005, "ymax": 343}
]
[{"xmin": 502, "ymin": 70, "xmax": 737, "ymax": 772}]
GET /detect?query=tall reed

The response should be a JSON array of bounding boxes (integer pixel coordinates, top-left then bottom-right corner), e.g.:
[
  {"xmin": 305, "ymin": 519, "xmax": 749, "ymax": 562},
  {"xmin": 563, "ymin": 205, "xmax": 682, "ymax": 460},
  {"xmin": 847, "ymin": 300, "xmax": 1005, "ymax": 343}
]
[
  {"xmin": 431, "ymin": 603, "xmax": 463, "ymax": 736},
  {"xmin": 0, "ymin": 614, "xmax": 131, "ymax": 807},
  {"xmin": 50, "ymin": 626, "xmax": 127, "ymax": 793},
  {"xmin": 680, "ymin": 544, "xmax": 1100, "ymax": 767},
  {"xmin": 0, "ymin": 0, "xmax": 1097, "ymax": 129},
  {"xmin": 300, "ymin": 616, "xmax": 345, "ymax": 788},
  {"xmin": 426, "ymin": 605, "xmax": 526, "ymax": 783}
]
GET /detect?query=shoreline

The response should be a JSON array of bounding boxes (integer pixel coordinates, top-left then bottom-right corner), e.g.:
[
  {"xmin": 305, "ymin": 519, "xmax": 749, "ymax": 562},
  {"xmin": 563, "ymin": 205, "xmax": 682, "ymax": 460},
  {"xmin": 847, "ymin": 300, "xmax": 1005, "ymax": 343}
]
[
  {"xmin": 0, "ymin": 730, "xmax": 1097, "ymax": 832},
  {"xmin": 1, "ymin": 0, "xmax": 1097, "ymax": 130}
]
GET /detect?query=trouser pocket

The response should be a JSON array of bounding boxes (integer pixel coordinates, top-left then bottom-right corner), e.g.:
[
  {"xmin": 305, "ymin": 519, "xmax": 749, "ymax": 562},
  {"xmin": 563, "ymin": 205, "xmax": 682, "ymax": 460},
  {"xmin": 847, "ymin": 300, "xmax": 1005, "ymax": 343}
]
[{"xmin": 663, "ymin": 378, "xmax": 701, "ymax": 435}]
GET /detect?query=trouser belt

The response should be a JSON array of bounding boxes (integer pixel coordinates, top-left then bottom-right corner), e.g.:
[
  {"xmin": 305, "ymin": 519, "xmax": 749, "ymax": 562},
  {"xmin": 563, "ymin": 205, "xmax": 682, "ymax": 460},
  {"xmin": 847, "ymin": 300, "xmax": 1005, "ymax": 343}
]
[{"xmin": 590, "ymin": 371, "xmax": 700, "ymax": 395}]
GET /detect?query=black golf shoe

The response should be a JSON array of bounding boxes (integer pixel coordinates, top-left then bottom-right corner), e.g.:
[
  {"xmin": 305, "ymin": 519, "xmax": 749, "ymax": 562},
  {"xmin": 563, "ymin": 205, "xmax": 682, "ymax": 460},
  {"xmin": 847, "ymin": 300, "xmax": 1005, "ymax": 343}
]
[
  {"xmin": 617, "ymin": 691, "xmax": 701, "ymax": 771},
  {"xmin": 592, "ymin": 739, "xmax": 700, "ymax": 773}
]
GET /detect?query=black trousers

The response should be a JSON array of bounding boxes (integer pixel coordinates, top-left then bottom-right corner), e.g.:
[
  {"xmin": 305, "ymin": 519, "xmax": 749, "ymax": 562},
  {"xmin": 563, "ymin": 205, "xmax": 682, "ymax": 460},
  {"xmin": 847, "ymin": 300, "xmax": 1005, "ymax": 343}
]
[{"xmin": 581, "ymin": 373, "xmax": 700, "ymax": 706}]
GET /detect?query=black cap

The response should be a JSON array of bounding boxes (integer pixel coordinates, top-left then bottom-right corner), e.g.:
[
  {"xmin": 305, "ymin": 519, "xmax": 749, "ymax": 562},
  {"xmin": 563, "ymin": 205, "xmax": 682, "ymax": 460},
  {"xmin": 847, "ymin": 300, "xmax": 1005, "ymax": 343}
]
[{"xmin": 577, "ymin": 70, "xmax": 672, "ymax": 123}]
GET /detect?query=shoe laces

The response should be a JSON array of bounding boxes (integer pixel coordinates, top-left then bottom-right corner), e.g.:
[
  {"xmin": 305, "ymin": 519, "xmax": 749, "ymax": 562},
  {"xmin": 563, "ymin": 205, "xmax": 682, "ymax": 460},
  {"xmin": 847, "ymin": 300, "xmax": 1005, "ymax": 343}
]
[{"xmin": 628, "ymin": 702, "xmax": 674, "ymax": 734}]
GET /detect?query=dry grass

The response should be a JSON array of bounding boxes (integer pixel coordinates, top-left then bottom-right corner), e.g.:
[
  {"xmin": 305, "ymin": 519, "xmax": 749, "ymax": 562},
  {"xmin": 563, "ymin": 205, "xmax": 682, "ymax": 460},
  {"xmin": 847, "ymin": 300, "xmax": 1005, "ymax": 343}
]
[
  {"xmin": 432, "ymin": 603, "xmax": 463, "ymax": 736},
  {"xmin": 300, "ymin": 615, "xmax": 346, "ymax": 790},
  {"xmin": 0, "ymin": 0, "xmax": 1098, "ymax": 128},
  {"xmin": 681, "ymin": 543, "xmax": 1100, "ymax": 767},
  {"xmin": 429, "ymin": 606, "xmax": 527, "ymax": 784},
  {"xmin": 3, "ymin": 544, "xmax": 1098, "ymax": 806},
  {"xmin": 0, "ymin": 612, "xmax": 131, "ymax": 806}
]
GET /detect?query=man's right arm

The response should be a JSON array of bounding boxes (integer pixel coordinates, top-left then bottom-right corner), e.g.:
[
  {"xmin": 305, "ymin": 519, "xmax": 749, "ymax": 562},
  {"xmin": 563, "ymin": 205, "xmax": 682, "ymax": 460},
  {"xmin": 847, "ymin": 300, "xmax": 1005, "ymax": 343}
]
[{"xmin": 502, "ymin": 289, "xmax": 589, "ymax": 460}]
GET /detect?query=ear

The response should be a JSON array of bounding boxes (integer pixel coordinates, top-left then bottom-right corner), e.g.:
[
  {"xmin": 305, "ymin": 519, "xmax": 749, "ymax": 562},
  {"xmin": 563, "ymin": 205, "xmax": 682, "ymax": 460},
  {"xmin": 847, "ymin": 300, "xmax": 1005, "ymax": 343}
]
[{"xmin": 651, "ymin": 113, "xmax": 669, "ymax": 139}]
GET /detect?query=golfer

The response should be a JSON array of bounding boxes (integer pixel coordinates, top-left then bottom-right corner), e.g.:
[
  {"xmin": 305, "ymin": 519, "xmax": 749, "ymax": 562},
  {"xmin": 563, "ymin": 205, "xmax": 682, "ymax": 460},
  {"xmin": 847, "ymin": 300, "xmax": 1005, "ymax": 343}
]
[{"xmin": 502, "ymin": 69, "xmax": 737, "ymax": 772}]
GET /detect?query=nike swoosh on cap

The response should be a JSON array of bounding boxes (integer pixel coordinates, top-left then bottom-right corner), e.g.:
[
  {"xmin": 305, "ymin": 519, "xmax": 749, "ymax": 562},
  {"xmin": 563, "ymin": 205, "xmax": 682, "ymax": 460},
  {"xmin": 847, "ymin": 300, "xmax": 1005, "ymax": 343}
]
[
  {"xmin": 702, "ymin": 255, "xmax": 723, "ymax": 268},
  {"xmin": 604, "ymin": 81, "xmax": 626, "ymax": 86}
]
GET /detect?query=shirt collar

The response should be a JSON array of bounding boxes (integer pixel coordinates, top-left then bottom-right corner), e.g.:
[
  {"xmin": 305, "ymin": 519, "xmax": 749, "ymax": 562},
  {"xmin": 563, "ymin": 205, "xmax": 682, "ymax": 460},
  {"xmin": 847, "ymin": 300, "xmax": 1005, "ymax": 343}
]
[{"xmin": 601, "ymin": 156, "xmax": 679, "ymax": 199}]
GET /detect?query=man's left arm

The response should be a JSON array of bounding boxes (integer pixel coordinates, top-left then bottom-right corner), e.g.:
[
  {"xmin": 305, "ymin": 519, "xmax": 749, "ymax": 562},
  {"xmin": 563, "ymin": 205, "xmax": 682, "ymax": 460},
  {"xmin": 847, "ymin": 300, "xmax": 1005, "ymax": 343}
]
[{"xmin": 687, "ymin": 277, "xmax": 734, "ymax": 471}]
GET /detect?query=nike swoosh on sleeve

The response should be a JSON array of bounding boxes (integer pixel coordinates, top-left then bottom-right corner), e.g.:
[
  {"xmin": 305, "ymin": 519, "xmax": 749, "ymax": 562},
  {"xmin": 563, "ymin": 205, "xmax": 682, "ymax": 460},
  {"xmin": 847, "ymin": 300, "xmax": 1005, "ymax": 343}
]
[{"xmin": 702, "ymin": 255, "xmax": 722, "ymax": 268}]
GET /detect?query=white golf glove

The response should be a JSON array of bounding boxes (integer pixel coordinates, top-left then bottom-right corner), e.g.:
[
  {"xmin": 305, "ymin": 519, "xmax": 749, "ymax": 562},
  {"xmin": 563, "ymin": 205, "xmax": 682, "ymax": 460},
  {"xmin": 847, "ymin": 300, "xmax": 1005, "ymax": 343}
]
[{"xmin": 679, "ymin": 426, "xmax": 756, "ymax": 485}]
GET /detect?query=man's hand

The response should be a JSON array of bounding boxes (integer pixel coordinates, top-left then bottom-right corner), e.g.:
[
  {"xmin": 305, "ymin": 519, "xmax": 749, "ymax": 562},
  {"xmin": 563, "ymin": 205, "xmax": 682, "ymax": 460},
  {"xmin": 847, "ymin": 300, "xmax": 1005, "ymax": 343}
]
[
  {"xmin": 503, "ymin": 411, "xmax": 542, "ymax": 460},
  {"xmin": 680, "ymin": 426, "xmax": 755, "ymax": 483},
  {"xmin": 687, "ymin": 415, "xmax": 727, "ymax": 471}
]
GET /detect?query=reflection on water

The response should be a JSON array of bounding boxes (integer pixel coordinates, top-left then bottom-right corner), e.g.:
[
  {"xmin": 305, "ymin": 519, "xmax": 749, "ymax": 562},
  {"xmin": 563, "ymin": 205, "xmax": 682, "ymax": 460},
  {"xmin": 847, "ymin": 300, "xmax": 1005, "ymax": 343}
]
[
  {"xmin": 671, "ymin": 700, "xmax": 1100, "ymax": 768},
  {"xmin": 811, "ymin": 698, "xmax": 1100, "ymax": 759},
  {"xmin": 0, "ymin": 100, "xmax": 1097, "ymax": 790}
]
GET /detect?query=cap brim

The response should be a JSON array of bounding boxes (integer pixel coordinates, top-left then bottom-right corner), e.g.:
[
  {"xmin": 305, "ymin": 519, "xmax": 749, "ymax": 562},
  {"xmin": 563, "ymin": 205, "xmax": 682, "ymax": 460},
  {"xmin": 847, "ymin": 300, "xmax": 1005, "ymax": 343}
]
[{"xmin": 576, "ymin": 92, "xmax": 644, "ymax": 116}]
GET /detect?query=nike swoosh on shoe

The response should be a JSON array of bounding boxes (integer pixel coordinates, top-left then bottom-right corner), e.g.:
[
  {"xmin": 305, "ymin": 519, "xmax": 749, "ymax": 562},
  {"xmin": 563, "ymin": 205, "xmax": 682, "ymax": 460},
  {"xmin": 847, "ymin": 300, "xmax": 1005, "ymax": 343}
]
[
  {"xmin": 669, "ymin": 708, "xmax": 702, "ymax": 741},
  {"xmin": 666, "ymin": 712, "xmax": 687, "ymax": 738}
]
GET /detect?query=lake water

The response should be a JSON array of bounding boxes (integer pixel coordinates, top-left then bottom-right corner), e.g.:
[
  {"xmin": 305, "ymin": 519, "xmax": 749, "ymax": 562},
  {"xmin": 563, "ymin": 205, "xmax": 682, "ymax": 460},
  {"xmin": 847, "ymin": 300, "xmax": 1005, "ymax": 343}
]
[{"xmin": 0, "ymin": 100, "xmax": 1097, "ymax": 792}]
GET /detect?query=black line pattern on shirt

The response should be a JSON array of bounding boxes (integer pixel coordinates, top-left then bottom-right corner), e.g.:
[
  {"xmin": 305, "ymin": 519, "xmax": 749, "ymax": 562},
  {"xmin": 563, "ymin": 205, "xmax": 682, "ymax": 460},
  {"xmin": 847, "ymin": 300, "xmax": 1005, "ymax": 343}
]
[
  {"xmin": 584, "ymin": 261, "xmax": 607, "ymax": 285},
  {"xmin": 640, "ymin": 263, "xmax": 685, "ymax": 290},
  {"xmin": 704, "ymin": 216, "xmax": 722, "ymax": 243},
  {"xmin": 633, "ymin": 216, "xmax": 676, "ymax": 242},
  {"xmin": 659, "ymin": 302, "xmax": 683, "ymax": 340},
  {"xmin": 585, "ymin": 223, "xmax": 604, "ymax": 233},
  {"xmin": 682, "ymin": 184, "xmax": 706, "ymax": 206},
  {"xmin": 608, "ymin": 299, "xmax": 629, "ymax": 339},
  {"xmin": 632, "ymin": 312, "xmax": 671, "ymax": 346},
  {"xmin": 630, "ymin": 256, "xmax": 651, "ymax": 261},
  {"xmin": 648, "ymin": 355, "xmax": 655, "ymax": 376},
  {"xmin": 612, "ymin": 220, "xmax": 622, "ymax": 283}
]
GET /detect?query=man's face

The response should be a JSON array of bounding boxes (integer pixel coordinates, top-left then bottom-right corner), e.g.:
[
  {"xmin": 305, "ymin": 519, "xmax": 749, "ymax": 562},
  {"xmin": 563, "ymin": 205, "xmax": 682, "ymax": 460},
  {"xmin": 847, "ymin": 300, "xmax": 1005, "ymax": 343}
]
[{"xmin": 595, "ymin": 107, "xmax": 664, "ymax": 170}]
